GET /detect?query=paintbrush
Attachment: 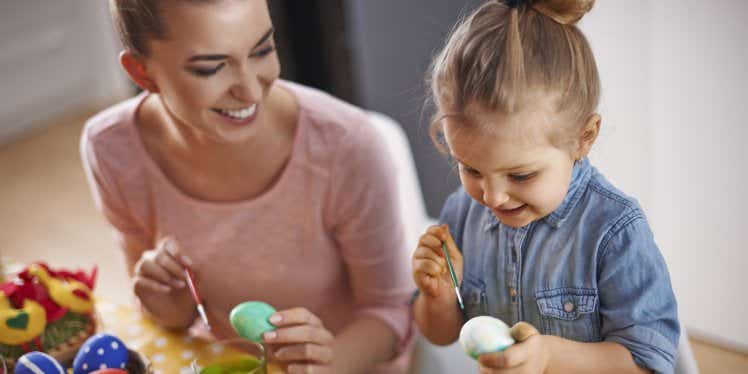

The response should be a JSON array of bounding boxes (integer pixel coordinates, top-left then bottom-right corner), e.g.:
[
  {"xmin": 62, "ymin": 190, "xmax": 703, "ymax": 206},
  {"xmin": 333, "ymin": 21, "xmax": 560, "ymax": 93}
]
[
  {"xmin": 442, "ymin": 242, "xmax": 464, "ymax": 310},
  {"xmin": 183, "ymin": 266, "xmax": 210, "ymax": 329}
]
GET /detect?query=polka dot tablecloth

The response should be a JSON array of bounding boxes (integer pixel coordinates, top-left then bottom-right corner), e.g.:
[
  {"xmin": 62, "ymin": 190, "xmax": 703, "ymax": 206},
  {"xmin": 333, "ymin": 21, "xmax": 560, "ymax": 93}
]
[{"xmin": 96, "ymin": 300, "xmax": 282, "ymax": 373}]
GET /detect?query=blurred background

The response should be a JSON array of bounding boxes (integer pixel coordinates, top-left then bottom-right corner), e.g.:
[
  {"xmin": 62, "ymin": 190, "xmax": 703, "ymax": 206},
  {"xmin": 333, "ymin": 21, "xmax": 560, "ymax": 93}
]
[{"xmin": 1, "ymin": 0, "xmax": 746, "ymax": 372}]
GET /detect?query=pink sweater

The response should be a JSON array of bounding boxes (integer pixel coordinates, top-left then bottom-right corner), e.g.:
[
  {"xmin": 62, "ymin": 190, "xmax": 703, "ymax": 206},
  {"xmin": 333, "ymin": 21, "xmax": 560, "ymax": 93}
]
[{"xmin": 81, "ymin": 81, "xmax": 413, "ymax": 372}]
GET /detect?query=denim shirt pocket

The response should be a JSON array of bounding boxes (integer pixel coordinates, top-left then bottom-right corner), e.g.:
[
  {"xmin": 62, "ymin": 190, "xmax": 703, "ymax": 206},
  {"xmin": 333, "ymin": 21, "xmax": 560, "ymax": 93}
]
[
  {"xmin": 535, "ymin": 287, "xmax": 601, "ymax": 342},
  {"xmin": 460, "ymin": 275, "xmax": 488, "ymax": 320}
]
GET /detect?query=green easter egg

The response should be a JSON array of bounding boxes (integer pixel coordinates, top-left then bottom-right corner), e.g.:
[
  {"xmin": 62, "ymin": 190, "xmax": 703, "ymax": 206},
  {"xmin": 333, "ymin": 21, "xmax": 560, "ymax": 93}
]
[{"xmin": 229, "ymin": 301, "xmax": 277, "ymax": 343}]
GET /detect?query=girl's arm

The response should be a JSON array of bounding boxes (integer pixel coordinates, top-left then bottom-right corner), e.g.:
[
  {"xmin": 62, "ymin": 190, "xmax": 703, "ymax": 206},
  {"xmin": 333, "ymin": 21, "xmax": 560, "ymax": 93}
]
[
  {"xmin": 413, "ymin": 291, "xmax": 463, "ymax": 345},
  {"xmin": 480, "ymin": 324, "xmax": 651, "ymax": 373},
  {"xmin": 544, "ymin": 338, "xmax": 651, "ymax": 374}
]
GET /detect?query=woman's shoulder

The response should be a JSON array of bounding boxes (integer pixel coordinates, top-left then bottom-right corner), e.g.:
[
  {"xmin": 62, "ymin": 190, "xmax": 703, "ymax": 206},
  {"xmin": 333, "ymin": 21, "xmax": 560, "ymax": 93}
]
[
  {"xmin": 82, "ymin": 93, "xmax": 144, "ymax": 149},
  {"xmin": 281, "ymin": 80, "xmax": 373, "ymax": 143}
]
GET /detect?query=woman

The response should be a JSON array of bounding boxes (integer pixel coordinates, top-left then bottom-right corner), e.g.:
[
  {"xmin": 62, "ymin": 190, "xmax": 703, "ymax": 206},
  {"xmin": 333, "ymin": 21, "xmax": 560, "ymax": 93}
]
[{"xmin": 81, "ymin": 1, "xmax": 413, "ymax": 372}]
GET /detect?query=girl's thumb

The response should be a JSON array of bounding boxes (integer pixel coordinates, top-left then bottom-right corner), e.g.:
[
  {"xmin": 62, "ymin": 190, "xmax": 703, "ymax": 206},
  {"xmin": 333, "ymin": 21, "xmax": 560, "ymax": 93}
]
[
  {"xmin": 440, "ymin": 224, "xmax": 460, "ymax": 258},
  {"xmin": 510, "ymin": 321, "xmax": 540, "ymax": 342}
]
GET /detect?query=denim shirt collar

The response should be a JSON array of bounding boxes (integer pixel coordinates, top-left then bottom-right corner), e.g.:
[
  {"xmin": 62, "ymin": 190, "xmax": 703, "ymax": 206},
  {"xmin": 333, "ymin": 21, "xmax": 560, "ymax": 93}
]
[{"xmin": 484, "ymin": 158, "xmax": 592, "ymax": 231}]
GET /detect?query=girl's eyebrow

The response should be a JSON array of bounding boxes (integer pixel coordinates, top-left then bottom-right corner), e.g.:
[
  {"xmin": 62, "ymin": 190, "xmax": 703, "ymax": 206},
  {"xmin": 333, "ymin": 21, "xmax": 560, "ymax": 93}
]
[
  {"xmin": 453, "ymin": 155, "xmax": 536, "ymax": 173},
  {"xmin": 186, "ymin": 27, "xmax": 274, "ymax": 63}
]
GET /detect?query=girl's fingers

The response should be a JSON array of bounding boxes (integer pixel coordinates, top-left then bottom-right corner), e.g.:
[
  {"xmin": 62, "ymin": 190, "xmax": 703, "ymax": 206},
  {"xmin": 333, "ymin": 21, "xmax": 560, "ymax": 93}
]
[
  {"xmin": 417, "ymin": 233, "xmax": 443, "ymax": 249},
  {"xmin": 413, "ymin": 259, "xmax": 444, "ymax": 277},
  {"xmin": 155, "ymin": 250, "xmax": 187, "ymax": 286},
  {"xmin": 274, "ymin": 343, "xmax": 333, "ymax": 364},
  {"xmin": 510, "ymin": 321, "xmax": 540, "ymax": 342},
  {"xmin": 264, "ymin": 324, "xmax": 334, "ymax": 346},
  {"xmin": 413, "ymin": 246, "xmax": 446, "ymax": 264}
]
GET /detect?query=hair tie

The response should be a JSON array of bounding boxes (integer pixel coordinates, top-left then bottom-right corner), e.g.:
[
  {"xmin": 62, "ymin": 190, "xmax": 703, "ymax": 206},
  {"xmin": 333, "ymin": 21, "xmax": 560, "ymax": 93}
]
[{"xmin": 502, "ymin": 0, "xmax": 524, "ymax": 8}]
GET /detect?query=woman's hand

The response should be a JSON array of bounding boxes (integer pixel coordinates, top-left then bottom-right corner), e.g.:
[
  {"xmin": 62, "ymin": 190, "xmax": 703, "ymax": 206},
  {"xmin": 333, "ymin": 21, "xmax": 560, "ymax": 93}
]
[
  {"xmin": 478, "ymin": 322, "xmax": 551, "ymax": 374},
  {"xmin": 263, "ymin": 307, "xmax": 336, "ymax": 373},
  {"xmin": 412, "ymin": 224, "xmax": 463, "ymax": 301},
  {"xmin": 132, "ymin": 237, "xmax": 197, "ymax": 328}
]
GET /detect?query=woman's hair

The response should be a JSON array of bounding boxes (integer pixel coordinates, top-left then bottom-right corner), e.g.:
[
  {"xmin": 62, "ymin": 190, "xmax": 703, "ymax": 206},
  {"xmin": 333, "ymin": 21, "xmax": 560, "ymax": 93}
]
[
  {"xmin": 428, "ymin": 0, "xmax": 600, "ymax": 151},
  {"xmin": 109, "ymin": 0, "xmax": 215, "ymax": 57}
]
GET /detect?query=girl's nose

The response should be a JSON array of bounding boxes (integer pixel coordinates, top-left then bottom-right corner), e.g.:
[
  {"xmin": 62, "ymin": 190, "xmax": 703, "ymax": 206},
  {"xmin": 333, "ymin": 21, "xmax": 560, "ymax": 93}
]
[
  {"xmin": 230, "ymin": 69, "xmax": 262, "ymax": 102},
  {"xmin": 482, "ymin": 181, "xmax": 510, "ymax": 208}
]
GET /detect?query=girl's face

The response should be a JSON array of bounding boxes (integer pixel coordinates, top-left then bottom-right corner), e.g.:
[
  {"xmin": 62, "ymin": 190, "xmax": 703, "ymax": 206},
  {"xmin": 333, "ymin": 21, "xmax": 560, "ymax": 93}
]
[
  {"xmin": 443, "ymin": 104, "xmax": 577, "ymax": 228},
  {"xmin": 140, "ymin": 0, "xmax": 280, "ymax": 143}
]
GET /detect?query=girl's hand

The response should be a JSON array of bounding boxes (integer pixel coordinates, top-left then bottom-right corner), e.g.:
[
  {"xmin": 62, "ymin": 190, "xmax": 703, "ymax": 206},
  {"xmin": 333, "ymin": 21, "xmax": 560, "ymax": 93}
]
[
  {"xmin": 132, "ymin": 237, "xmax": 197, "ymax": 326},
  {"xmin": 412, "ymin": 224, "xmax": 463, "ymax": 300},
  {"xmin": 263, "ymin": 307, "xmax": 336, "ymax": 373},
  {"xmin": 478, "ymin": 322, "xmax": 550, "ymax": 373}
]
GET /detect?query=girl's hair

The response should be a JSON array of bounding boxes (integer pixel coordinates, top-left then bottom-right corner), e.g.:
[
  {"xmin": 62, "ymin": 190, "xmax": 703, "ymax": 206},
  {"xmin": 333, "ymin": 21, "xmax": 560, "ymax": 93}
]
[
  {"xmin": 428, "ymin": 0, "xmax": 600, "ymax": 151},
  {"xmin": 109, "ymin": 0, "xmax": 215, "ymax": 57}
]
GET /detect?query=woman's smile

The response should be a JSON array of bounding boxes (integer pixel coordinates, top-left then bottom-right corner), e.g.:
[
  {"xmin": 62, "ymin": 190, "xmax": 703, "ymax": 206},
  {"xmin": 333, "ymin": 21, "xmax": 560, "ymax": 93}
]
[{"xmin": 211, "ymin": 103, "xmax": 259, "ymax": 126}]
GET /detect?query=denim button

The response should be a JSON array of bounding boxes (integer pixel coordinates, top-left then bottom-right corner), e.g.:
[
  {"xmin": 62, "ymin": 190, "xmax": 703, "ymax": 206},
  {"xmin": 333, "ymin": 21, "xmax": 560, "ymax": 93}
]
[{"xmin": 563, "ymin": 301, "xmax": 575, "ymax": 313}]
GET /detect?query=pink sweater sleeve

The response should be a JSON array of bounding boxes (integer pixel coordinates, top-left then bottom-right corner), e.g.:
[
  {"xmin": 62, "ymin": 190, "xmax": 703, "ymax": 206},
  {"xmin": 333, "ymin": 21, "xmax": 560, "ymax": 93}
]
[{"xmin": 325, "ymin": 119, "xmax": 414, "ymax": 346}]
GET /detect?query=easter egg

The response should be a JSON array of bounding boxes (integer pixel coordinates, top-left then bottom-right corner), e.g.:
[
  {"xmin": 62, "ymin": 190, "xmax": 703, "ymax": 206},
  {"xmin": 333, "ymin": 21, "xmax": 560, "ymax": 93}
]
[
  {"xmin": 14, "ymin": 352, "xmax": 65, "ymax": 374},
  {"xmin": 459, "ymin": 316, "xmax": 515, "ymax": 359},
  {"xmin": 72, "ymin": 333, "xmax": 129, "ymax": 374},
  {"xmin": 230, "ymin": 301, "xmax": 277, "ymax": 343},
  {"xmin": 89, "ymin": 370, "xmax": 128, "ymax": 374}
]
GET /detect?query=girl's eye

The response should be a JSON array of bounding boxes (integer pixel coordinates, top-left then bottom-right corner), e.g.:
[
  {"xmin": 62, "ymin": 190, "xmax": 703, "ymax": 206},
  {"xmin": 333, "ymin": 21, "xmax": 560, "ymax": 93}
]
[
  {"xmin": 509, "ymin": 172, "xmax": 536, "ymax": 182},
  {"xmin": 190, "ymin": 63, "xmax": 226, "ymax": 77},
  {"xmin": 251, "ymin": 45, "xmax": 275, "ymax": 58},
  {"xmin": 460, "ymin": 165, "xmax": 481, "ymax": 177}
]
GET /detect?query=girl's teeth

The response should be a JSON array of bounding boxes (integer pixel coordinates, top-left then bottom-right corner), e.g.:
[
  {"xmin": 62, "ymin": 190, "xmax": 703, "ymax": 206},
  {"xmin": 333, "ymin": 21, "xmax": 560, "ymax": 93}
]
[{"xmin": 219, "ymin": 104, "xmax": 256, "ymax": 119}]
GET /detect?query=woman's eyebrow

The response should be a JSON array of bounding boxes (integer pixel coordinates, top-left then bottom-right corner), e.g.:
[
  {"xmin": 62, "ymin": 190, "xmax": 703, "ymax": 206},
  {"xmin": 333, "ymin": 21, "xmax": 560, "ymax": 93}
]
[{"xmin": 186, "ymin": 27, "xmax": 274, "ymax": 63}]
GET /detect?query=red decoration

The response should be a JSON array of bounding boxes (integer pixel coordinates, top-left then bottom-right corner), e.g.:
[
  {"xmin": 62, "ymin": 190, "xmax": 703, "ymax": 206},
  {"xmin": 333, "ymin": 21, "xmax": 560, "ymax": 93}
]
[{"xmin": 0, "ymin": 262, "xmax": 97, "ymax": 322}]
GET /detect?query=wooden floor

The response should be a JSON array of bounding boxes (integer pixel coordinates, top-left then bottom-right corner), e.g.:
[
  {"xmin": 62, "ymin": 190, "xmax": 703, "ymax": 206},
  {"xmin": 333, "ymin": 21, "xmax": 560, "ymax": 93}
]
[{"xmin": 1, "ymin": 110, "xmax": 747, "ymax": 373}]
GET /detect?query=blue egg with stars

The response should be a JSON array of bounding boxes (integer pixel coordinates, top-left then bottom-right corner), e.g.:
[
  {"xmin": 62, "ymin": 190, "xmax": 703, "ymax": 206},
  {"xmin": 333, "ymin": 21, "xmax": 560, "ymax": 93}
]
[
  {"xmin": 14, "ymin": 351, "xmax": 65, "ymax": 374},
  {"xmin": 72, "ymin": 333, "xmax": 129, "ymax": 374}
]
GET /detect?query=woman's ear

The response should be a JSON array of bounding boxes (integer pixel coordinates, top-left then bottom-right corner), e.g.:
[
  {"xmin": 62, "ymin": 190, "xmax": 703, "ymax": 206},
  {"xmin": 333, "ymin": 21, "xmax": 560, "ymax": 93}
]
[
  {"xmin": 119, "ymin": 51, "xmax": 159, "ymax": 93},
  {"xmin": 575, "ymin": 113, "xmax": 601, "ymax": 160}
]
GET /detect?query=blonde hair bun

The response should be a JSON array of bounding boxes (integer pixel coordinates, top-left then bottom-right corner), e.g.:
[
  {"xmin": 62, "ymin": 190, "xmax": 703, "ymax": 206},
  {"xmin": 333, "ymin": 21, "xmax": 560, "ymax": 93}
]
[{"xmin": 529, "ymin": 0, "xmax": 595, "ymax": 25}]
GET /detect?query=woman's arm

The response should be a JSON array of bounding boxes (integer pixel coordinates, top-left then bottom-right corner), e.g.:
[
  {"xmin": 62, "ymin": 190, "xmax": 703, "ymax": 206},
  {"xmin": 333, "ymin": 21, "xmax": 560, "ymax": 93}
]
[{"xmin": 330, "ymin": 315, "xmax": 399, "ymax": 372}]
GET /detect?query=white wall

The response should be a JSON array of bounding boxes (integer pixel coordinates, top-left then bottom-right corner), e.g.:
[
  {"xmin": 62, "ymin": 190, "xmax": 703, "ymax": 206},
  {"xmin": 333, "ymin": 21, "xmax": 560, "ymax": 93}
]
[
  {"xmin": 0, "ymin": 0, "xmax": 130, "ymax": 146},
  {"xmin": 582, "ymin": 1, "xmax": 748, "ymax": 349}
]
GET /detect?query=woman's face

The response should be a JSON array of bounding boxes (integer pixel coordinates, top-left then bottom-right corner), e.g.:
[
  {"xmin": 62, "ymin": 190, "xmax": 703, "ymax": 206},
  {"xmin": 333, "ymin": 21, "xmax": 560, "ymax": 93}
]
[{"xmin": 141, "ymin": 0, "xmax": 280, "ymax": 143}]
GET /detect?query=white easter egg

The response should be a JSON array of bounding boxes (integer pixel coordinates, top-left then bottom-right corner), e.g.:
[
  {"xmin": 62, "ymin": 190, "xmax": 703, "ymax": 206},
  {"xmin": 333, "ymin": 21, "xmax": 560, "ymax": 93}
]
[{"xmin": 459, "ymin": 316, "xmax": 515, "ymax": 359}]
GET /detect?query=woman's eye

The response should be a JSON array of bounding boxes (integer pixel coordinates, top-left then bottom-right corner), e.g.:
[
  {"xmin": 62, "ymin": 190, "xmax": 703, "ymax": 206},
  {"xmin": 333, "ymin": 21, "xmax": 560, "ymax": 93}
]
[
  {"xmin": 190, "ymin": 63, "xmax": 226, "ymax": 77},
  {"xmin": 509, "ymin": 173, "xmax": 536, "ymax": 182},
  {"xmin": 251, "ymin": 45, "xmax": 275, "ymax": 58}
]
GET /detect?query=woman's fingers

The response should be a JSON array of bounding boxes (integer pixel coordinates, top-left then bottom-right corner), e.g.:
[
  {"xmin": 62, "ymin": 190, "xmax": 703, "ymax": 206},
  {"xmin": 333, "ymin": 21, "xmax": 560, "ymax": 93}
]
[
  {"xmin": 264, "ymin": 324, "xmax": 334, "ymax": 346},
  {"xmin": 270, "ymin": 307, "xmax": 324, "ymax": 327},
  {"xmin": 132, "ymin": 274, "xmax": 171, "ymax": 294},
  {"xmin": 274, "ymin": 343, "xmax": 333, "ymax": 364}
]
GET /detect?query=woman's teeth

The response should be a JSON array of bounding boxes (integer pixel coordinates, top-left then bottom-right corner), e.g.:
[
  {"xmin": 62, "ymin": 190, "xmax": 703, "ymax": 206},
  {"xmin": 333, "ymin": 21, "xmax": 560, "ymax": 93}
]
[{"xmin": 216, "ymin": 104, "xmax": 257, "ymax": 119}]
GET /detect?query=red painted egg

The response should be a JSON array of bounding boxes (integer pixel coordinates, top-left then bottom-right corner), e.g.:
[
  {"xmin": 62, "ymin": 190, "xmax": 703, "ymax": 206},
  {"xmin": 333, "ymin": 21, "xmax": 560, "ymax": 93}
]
[{"xmin": 89, "ymin": 369, "xmax": 128, "ymax": 374}]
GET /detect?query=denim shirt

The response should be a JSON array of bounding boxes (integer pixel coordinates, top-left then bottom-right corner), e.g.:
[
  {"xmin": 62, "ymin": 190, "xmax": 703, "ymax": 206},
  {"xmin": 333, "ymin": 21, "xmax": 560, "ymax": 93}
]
[{"xmin": 440, "ymin": 158, "xmax": 680, "ymax": 374}]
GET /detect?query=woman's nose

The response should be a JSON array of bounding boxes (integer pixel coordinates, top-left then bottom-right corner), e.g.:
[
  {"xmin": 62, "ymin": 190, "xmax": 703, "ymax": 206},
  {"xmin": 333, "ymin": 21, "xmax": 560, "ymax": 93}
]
[{"xmin": 230, "ymin": 68, "xmax": 262, "ymax": 102}]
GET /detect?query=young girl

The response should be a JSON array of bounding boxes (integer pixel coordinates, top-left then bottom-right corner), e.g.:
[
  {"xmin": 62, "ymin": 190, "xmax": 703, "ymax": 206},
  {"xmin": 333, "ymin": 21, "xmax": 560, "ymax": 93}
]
[
  {"xmin": 412, "ymin": 1, "xmax": 679, "ymax": 373},
  {"xmin": 81, "ymin": 0, "xmax": 412, "ymax": 372}
]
